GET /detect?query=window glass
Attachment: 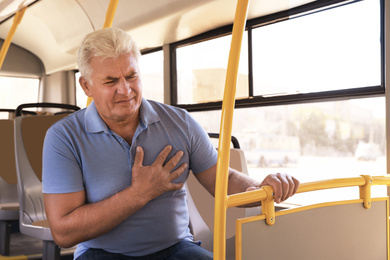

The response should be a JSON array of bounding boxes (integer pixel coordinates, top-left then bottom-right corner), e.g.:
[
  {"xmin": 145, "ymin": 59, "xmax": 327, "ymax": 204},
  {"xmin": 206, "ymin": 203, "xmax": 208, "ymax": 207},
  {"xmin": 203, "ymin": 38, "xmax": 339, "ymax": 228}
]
[
  {"xmin": 252, "ymin": 0, "xmax": 381, "ymax": 97},
  {"xmin": 176, "ymin": 34, "xmax": 249, "ymax": 104},
  {"xmin": 0, "ymin": 77, "xmax": 39, "ymax": 119},
  {"xmin": 75, "ymin": 72, "xmax": 87, "ymax": 109},
  {"xmin": 190, "ymin": 97, "xmax": 386, "ymax": 204},
  {"xmin": 139, "ymin": 50, "xmax": 164, "ymax": 103}
]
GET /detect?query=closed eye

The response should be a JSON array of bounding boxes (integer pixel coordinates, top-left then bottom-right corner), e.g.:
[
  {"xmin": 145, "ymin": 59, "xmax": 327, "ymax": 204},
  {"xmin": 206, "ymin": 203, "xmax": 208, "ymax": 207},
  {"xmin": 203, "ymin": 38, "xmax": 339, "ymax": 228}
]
[
  {"xmin": 103, "ymin": 77, "xmax": 119, "ymax": 85},
  {"xmin": 126, "ymin": 74, "xmax": 138, "ymax": 81}
]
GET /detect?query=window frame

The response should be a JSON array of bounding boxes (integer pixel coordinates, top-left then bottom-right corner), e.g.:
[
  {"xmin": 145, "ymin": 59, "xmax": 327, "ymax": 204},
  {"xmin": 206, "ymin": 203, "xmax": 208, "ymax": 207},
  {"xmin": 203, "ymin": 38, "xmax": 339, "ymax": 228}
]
[{"xmin": 169, "ymin": 0, "xmax": 385, "ymax": 112}]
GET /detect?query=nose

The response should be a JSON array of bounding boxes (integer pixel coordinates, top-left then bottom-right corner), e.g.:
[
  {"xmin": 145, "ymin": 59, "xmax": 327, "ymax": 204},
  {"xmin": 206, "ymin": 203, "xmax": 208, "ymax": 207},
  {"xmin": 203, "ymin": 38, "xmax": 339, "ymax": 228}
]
[{"xmin": 116, "ymin": 77, "xmax": 131, "ymax": 96}]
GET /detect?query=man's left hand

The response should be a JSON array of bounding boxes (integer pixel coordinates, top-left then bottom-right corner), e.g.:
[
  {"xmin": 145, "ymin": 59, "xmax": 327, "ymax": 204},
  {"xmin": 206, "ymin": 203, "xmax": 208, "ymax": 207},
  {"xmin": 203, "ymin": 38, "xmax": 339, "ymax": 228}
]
[{"xmin": 246, "ymin": 173, "xmax": 300, "ymax": 203}]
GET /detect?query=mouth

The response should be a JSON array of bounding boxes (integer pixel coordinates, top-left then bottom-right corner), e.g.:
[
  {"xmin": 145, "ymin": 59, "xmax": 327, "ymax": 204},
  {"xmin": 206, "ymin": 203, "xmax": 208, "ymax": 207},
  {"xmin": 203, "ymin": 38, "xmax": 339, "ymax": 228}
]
[{"xmin": 116, "ymin": 97, "xmax": 134, "ymax": 104}]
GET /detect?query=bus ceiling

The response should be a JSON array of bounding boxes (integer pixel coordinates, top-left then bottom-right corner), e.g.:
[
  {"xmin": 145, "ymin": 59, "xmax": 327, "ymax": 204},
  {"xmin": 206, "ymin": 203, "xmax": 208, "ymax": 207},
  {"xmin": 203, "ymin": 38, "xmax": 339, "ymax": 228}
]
[
  {"xmin": 0, "ymin": 0, "xmax": 36, "ymax": 23},
  {"xmin": 0, "ymin": 0, "xmax": 318, "ymax": 75}
]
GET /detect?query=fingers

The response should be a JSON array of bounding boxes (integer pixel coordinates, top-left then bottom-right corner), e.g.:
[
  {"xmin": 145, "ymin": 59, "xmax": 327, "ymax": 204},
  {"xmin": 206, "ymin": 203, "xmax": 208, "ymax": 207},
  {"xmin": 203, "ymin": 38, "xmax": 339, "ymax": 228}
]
[
  {"xmin": 168, "ymin": 182, "xmax": 185, "ymax": 191},
  {"xmin": 152, "ymin": 145, "xmax": 186, "ymax": 173},
  {"xmin": 292, "ymin": 176, "xmax": 300, "ymax": 194},
  {"xmin": 160, "ymin": 162, "xmax": 187, "ymax": 193},
  {"xmin": 131, "ymin": 145, "xmax": 187, "ymax": 199},
  {"xmin": 169, "ymin": 161, "xmax": 188, "ymax": 182},
  {"xmin": 133, "ymin": 146, "xmax": 144, "ymax": 166},
  {"xmin": 281, "ymin": 175, "xmax": 294, "ymax": 202},
  {"xmin": 139, "ymin": 145, "xmax": 187, "ymax": 180},
  {"xmin": 153, "ymin": 145, "xmax": 173, "ymax": 165},
  {"xmin": 261, "ymin": 173, "xmax": 299, "ymax": 203},
  {"xmin": 164, "ymin": 150, "xmax": 184, "ymax": 171}
]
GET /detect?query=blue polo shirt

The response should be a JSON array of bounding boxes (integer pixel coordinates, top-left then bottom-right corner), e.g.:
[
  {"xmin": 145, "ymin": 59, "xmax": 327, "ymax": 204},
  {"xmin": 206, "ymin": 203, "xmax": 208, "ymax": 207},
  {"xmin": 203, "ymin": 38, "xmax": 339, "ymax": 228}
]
[{"xmin": 42, "ymin": 98, "xmax": 218, "ymax": 258}]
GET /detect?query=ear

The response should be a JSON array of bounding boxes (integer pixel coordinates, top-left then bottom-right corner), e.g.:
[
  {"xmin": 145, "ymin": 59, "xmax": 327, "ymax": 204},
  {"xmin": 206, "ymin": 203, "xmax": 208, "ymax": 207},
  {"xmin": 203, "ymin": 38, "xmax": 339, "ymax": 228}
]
[{"xmin": 79, "ymin": 76, "xmax": 93, "ymax": 97}]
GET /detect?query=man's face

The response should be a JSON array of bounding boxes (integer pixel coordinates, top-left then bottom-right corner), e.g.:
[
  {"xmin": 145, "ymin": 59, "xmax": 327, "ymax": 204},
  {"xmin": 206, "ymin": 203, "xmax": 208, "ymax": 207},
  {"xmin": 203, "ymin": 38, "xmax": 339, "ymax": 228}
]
[{"xmin": 80, "ymin": 52, "xmax": 142, "ymax": 124}]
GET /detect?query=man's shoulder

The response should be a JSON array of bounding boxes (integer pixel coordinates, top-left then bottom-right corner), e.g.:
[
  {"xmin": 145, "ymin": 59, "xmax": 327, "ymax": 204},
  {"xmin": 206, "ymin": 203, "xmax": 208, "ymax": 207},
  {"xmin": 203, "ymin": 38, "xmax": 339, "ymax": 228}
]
[
  {"xmin": 48, "ymin": 108, "xmax": 86, "ymax": 134},
  {"xmin": 146, "ymin": 99, "xmax": 188, "ymax": 117}
]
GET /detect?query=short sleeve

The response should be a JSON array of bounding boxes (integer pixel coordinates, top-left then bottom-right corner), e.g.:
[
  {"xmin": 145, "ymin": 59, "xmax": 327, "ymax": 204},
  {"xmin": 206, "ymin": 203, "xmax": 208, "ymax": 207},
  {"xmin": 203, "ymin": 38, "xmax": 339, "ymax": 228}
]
[
  {"xmin": 186, "ymin": 112, "xmax": 218, "ymax": 174},
  {"xmin": 42, "ymin": 126, "xmax": 85, "ymax": 194}
]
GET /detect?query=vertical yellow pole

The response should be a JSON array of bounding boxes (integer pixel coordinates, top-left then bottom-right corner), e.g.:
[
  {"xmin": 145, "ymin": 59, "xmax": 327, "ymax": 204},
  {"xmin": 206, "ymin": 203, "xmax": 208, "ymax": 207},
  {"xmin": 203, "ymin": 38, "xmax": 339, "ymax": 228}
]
[
  {"xmin": 103, "ymin": 0, "xmax": 119, "ymax": 29},
  {"xmin": 0, "ymin": 7, "xmax": 27, "ymax": 70},
  {"xmin": 213, "ymin": 0, "xmax": 249, "ymax": 259},
  {"xmin": 86, "ymin": 0, "xmax": 119, "ymax": 106}
]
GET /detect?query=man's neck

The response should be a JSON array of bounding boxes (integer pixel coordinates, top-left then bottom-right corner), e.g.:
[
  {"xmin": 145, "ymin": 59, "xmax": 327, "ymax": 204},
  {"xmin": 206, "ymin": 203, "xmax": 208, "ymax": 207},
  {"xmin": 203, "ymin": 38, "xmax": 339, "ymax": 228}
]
[{"xmin": 104, "ymin": 113, "xmax": 140, "ymax": 146}]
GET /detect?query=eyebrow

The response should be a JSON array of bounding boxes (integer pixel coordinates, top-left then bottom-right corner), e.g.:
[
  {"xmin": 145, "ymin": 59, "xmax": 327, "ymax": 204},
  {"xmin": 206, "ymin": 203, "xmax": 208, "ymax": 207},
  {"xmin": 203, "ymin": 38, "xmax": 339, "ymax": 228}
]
[
  {"xmin": 104, "ymin": 76, "xmax": 119, "ymax": 81},
  {"xmin": 102, "ymin": 71, "xmax": 138, "ymax": 82}
]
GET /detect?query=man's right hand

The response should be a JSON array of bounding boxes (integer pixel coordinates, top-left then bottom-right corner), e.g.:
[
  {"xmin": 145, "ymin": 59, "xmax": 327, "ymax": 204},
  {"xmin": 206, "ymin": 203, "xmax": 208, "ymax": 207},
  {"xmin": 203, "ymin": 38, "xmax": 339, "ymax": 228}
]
[
  {"xmin": 44, "ymin": 145, "xmax": 187, "ymax": 248},
  {"xmin": 131, "ymin": 145, "xmax": 188, "ymax": 200}
]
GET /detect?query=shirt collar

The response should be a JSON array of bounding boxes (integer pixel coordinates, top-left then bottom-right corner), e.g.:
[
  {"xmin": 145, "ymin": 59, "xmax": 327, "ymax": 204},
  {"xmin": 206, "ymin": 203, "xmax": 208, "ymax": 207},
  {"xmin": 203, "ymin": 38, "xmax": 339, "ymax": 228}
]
[
  {"xmin": 139, "ymin": 98, "xmax": 160, "ymax": 127},
  {"xmin": 84, "ymin": 98, "xmax": 160, "ymax": 134},
  {"xmin": 84, "ymin": 101, "xmax": 109, "ymax": 134}
]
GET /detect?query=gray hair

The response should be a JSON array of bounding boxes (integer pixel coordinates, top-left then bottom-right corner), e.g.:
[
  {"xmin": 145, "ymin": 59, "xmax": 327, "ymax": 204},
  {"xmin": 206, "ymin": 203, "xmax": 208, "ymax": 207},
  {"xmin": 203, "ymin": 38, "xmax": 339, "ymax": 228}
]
[{"xmin": 77, "ymin": 27, "xmax": 141, "ymax": 84}]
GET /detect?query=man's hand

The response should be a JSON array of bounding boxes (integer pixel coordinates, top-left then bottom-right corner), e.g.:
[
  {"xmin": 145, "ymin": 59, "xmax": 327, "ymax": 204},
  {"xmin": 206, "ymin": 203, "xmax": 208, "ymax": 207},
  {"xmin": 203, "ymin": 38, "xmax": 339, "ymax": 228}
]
[
  {"xmin": 246, "ymin": 173, "xmax": 300, "ymax": 203},
  {"xmin": 132, "ymin": 145, "xmax": 188, "ymax": 200}
]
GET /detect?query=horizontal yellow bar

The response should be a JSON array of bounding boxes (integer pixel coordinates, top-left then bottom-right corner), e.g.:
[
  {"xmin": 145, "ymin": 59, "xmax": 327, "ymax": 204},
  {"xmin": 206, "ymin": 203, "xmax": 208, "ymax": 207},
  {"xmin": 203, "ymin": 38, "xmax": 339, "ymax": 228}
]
[
  {"xmin": 227, "ymin": 176, "xmax": 390, "ymax": 208},
  {"xmin": 297, "ymin": 177, "xmax": 365, "ymax": 194},
  {"xmin": 227, "ymin": 188, "xmax": 268, "ymax": 208},
  {"xmin": 0, "ymin": 255, "xmax": 27, "ymax": 260},
  {"xmin": 372, "ymin": 175, "xmax": 390, "ymax": 185}
]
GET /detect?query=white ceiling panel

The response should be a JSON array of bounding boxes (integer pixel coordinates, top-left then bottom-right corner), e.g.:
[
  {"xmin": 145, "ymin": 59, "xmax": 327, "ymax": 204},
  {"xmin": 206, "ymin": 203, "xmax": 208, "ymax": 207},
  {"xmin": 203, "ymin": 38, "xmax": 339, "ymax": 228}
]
[{"xmin": 0, "ymin": 0, "xmax": 317, "ymax": 74}]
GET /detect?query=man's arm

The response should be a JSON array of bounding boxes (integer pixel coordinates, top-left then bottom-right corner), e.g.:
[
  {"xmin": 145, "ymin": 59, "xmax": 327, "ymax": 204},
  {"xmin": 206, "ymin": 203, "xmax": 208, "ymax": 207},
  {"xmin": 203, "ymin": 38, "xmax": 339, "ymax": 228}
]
[
  {"xmin": 194, "ymin": 164, "xmax": 299, "ymax": 204},
  {"xmin": 44, "ymin": 145, "xmax": 187, "ymax": 248}
]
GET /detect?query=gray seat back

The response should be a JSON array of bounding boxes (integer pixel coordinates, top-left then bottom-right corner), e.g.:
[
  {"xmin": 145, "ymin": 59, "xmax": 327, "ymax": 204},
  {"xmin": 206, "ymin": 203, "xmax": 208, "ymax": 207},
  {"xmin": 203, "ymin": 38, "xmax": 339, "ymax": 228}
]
[
  {"xmin": 186, "ymin": 148, "xmax": 249, "ymax": 259},
  {"xmin": 14, "ymin": 114, "xmax": 67, "ymax": 240}
]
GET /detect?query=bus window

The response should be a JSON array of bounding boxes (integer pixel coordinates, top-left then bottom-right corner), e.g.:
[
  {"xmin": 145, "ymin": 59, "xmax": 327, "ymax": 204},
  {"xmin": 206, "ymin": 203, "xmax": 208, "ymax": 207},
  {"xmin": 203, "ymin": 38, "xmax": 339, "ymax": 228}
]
[
  {"xmin": 0, "ymin": 76, "xmax": 39, "ymax": 119},
  {"xmin": 139, "ymin": 50, "xmax": 164, "ymax": 103},
  {"xmin": 252, "ymin": 0, "xmax": 380, "ymax": 97},
  {"xmin": 176, "ymin": 34, "xmax": 249, "ymax": 104},
  {"xmin": 75, "ymin": 71, "xmax": 87, "ymax": 109},
  {"xmin": 190, "ymin": 96, "xmax": 386, "ymax": 204}
]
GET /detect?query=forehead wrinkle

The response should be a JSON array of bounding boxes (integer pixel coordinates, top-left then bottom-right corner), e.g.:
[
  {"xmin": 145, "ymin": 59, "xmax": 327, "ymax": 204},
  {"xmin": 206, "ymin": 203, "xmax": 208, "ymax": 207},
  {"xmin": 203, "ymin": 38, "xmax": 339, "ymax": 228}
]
[{"xmin": 92, "ymin": 53, "xmax": 139, "ymax": 82}]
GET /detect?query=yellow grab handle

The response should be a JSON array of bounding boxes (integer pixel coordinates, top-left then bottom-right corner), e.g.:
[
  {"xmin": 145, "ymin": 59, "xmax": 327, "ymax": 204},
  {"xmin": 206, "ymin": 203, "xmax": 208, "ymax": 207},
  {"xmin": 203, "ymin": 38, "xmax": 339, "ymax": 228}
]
[
  {"xmin": 86, "ymin": 0, "xmax": 119, "ymax": 106},
  {"xmin": 0, "ymin": 7, "xmax": 26, "ymax": 70},
  {"xmin": 103, "ymin": 0, "xmax": 119, "ymax": 29},
  {"xmin": 227, "ymin": 175, "xmax": 390, "ymax": 210},
  {"xmin": 213, "ymin": 0, "xmax": 250, "ymax": 259}
]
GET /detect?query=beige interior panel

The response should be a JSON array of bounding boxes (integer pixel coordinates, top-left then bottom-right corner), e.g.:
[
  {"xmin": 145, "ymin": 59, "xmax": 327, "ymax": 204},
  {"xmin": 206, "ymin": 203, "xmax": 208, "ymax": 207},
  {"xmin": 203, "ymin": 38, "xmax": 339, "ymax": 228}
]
[
  {"xmin": 0, "ymin": 120, "xmax": 17, "ymax": 184},
  {"xmin": 240, "ymin": 199, "xmax": 388, "ymax": 260},
  {"xmin": 21, "ymin": 114, "xmax": 68, "ymax": 181}
]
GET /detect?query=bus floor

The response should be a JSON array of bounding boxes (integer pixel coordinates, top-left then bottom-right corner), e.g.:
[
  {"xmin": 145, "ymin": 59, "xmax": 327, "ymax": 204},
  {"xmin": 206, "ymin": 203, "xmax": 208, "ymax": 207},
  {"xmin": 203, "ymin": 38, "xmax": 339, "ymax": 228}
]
[{"xmin": 2, "ymin": 220, "xmax": 75, "ymax": 260}]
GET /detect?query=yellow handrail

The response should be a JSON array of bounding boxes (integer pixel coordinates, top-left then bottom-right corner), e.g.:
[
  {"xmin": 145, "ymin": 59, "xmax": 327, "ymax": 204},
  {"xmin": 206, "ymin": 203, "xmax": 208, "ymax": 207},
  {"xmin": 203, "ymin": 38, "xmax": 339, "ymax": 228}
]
[
  {"xmin": 213, "ymin": 0, "xmax": 250, "ymax": 259},
  {"xmin": 86, "ymin": 0, "xmax": 119, "ymax": 107},
  {"xmin": 0, "ymin": 7, "xmax": 26, "ymax": 70},
  {"xmin": 103, "ymin": 0, "xmax": 119, "ymax": 29},
  {"xmin": 227, "ymin": 175, "xmax": 390, "ymax": 209},
  {"xmin": 235, "ymin": 176, "xmax": 390, "ymax": 260}
]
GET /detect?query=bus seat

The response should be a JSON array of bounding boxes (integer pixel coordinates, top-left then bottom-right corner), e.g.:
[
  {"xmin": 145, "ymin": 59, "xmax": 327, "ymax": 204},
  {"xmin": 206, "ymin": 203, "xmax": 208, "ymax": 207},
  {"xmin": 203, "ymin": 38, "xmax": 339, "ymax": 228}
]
[
  {"xmin": 0, "ymin": 117, "xmax": 19, "ymax": 256},
  {"xmin": 14, "ymin": 103, "xmax": 80, "ymax": 182},
  {"xmin": 14, "ymin": 103, "xmax": 79, "ymax": 260},
  {"xmin": 14, "ymin": 114, "xmax": 68, "ymax": 259},
  {"xmin": 186, "ymin": 148, "xmax": 251, "ymax": 259},
  {"xmin": 237, "ymin": 198, "xmax": 388, "ymax": 259}
]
